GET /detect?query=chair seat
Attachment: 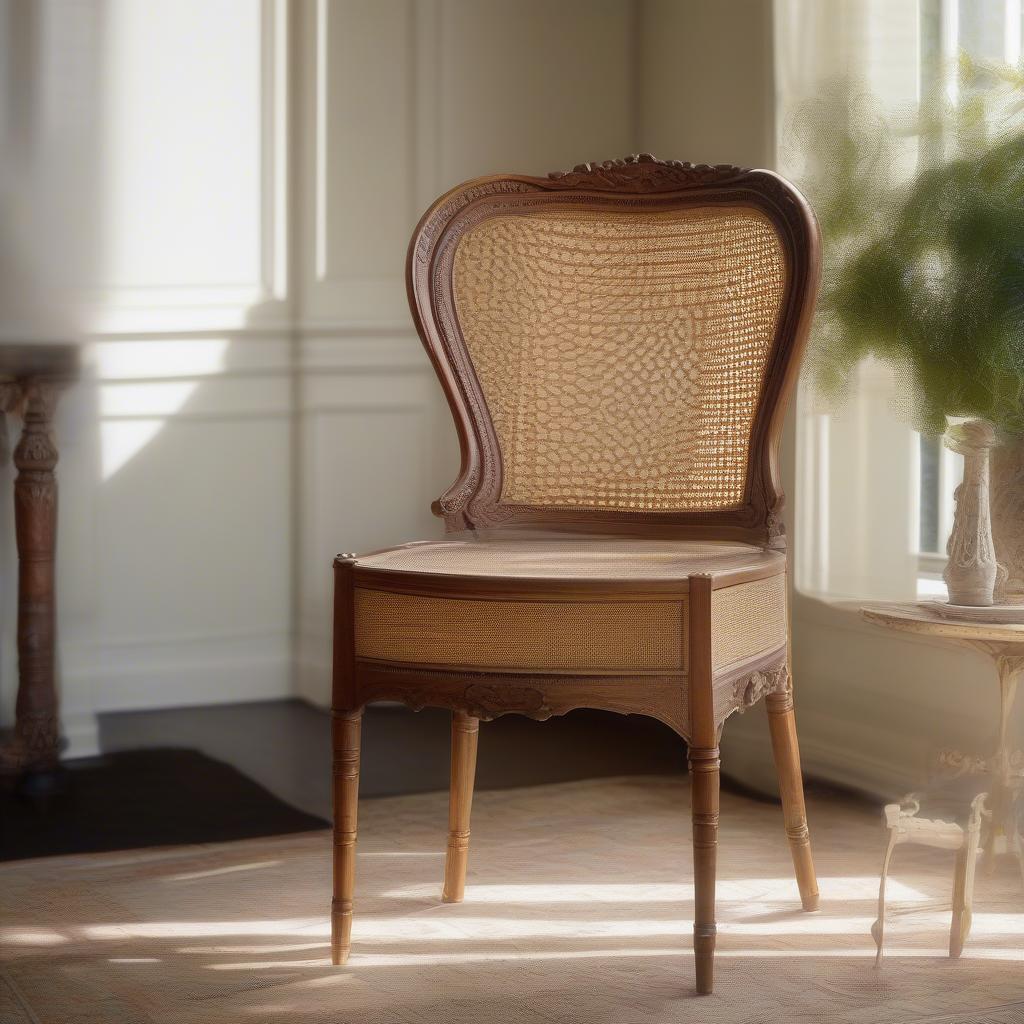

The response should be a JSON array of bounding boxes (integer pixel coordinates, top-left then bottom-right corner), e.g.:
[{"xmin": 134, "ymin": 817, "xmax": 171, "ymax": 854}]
[
  {"xmin": 350, "ymin": 534, "xmax": 786, "ymax": 676},
  {"xmin": 354, "ymin": 532, "xmax": 784, "ymax": 584}
]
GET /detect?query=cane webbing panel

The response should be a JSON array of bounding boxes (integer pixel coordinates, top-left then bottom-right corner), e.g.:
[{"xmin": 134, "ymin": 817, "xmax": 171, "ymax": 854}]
[
  {"xmin": 356, "ymin": 536, "xmax": 783, "ymax": 580},
  {"xmin": 354, "ymin": 589, "xmax": 687, "ymax": 673},
  {"xmin": 710, "ymin": 573, "xmax": 787, "ymax": 669},
  {"xmin": 452, "ymin": 206, "xmax": 787, "ymax": 511}
]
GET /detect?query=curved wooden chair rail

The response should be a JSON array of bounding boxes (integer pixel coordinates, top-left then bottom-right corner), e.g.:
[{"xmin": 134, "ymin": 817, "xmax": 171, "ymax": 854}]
[{"xmin": 331, "ymin": 154, "xmax": 821, "ymax": 996}]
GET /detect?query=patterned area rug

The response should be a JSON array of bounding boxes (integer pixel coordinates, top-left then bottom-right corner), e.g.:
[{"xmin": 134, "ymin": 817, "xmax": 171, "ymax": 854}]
[{"xmin": 2, "ymin": 776, "xmax": 1023, "ymax": 1023}]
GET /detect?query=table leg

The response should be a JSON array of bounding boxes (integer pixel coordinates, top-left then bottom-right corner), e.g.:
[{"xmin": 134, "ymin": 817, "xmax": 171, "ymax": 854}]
[
  {"xmin": 981, "ymin": 655, "xmax": 1024, "ymax": 873},
  {"xmin": 1, "ymin": 381, "xmax": 61, "ymax": 776},
  {"xmin": 950, "ymin": 794, "xmax": 985, "ymax": 957},
  {"xmin": 871, "ymin": 826, "xmax": 899, "ymax": 965}
]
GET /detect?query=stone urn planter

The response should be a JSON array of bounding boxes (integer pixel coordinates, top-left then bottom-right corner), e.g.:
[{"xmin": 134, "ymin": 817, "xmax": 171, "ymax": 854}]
[
  {"xmin": 931, "ymin": 421, "xmax": 1024, "ymax": 621},
  {"xmin": 943, "ymin": 420, "xmax": 1000, "ymax": 607},
  {"xmin": 991, "ymin": 435, "xmax": 1024, "ymax": 603}
]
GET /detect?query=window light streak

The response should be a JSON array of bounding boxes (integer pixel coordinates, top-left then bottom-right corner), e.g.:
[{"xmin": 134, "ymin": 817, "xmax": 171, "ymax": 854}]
[
  {"xmin": 102, "ymin": 381, "xmax": 197, "ymax": 418},
  {"xmin": 54, "ymin": 904, "xmax": 1024, "ymax": 948},
  {"xmin": 339, "ymin": 913, "xmax": 1010, "ymax": 940},
  {"xmin": 177, "ymin": 942, "xmax": 327, "ymax": 955},
  {"xmin": 81, "ymin": 918, "xmax": 324, "ymax": 940},
  {"xmin": 1005, "ymin": 0, "xmax": 1022, "ymax": 64},
  {"xmin": 203, "ymin": 946, "xmax": 1024, "ymax": 970},
  {"xmin": 357, "ymin": 851, "xmax": 445, "ymax": 858},
  {"xmin": 2, "ymin": 930, "xmax": 68, "ymax": 946},
  {"xmin": 70, "ymin": 908, "xmax": 1024, "ymax": 961},
  {"xmin": 95, "ymin": 339, "xmax": 229, "ymax": 380},
  {"xmin": 167, "ymin": 860, "xmax": 281, "ymax": 883},
  {"xmin": 101, "ymin": 418, "xmax": 165, "ymax": 478},
  {"xmin": 314, "ymin": 0, "xmax": 328, "ymax": 280},
  {"xmin": 917, "ymin": 575, "xmax": 947, "ymax": 598},
  {"xmin": 380, "ymin": 878, "xmax": 930, "ymax": 903},
  {"xmin": 160, "ymin": 910, "xmax": 1024, "ymax": 949},
  {"xmin": 97, "ymin": 338, "xmax": 228, "ymax": 478}
]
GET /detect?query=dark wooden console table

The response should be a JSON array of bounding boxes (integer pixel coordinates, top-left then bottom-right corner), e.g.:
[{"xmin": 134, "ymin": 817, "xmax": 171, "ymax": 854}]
[{"xmin": 0, "ymin": 343, "xmax": 78, "ymax": 778}]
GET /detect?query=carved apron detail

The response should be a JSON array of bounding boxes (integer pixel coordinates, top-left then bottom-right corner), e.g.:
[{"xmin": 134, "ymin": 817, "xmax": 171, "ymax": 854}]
[{"xmin": 733, "ymin": 661, "xmax": 790, "ymax": 713}]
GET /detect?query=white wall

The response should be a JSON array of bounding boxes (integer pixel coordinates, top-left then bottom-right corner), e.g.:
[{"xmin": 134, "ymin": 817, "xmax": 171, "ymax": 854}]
[
  {"xmin": 4, "ymin": 1, "xmax": 993, "ymax": 800},
  {"xmin": 1, "ymin": 1, "xmax": 295, "ymax": 755},
  {"xmin": 1, "ymin": 0, "xmax": 639, "ymax": 750},
  {"xmin": 292, "ymin": 0, "xmax": 638, "ymax": 706}
]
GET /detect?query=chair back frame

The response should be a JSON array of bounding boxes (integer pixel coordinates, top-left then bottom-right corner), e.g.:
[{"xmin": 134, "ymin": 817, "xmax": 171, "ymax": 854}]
[{"xmin": 407, "ymin": 154, "xmax": 820, "ymax": 550}]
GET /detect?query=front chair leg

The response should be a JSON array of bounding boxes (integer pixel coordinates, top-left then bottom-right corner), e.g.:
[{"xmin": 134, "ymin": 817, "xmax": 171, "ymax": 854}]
[
  {"xmin": 332, "ymin": 709, "xmax": 363, "ymax": 965},
  {"xmin": 689, "ymin": 745, "xmax": 720, "ymax": 996},
  {"xmin": 442, "ymin": 711, "xmax": 480, "ymax": 903},
  {"xmin": 767, "ymin": 687, "xmax": 820, "ymax": 911}
]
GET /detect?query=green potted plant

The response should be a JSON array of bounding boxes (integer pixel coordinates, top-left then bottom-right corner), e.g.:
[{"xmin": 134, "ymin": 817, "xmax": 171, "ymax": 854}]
[{"xmin": 797, "ymin": 60, "xmax": 1024, "ymax": 608}]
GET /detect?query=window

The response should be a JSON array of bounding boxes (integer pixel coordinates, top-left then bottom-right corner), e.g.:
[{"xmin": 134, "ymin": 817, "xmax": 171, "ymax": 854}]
[{"xmin": 784, "ymin": 0, "xmax": 1020, "ymax": 601}]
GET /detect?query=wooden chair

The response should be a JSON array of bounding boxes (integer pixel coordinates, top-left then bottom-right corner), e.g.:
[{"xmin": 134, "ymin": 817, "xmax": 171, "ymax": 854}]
[{"xmin": 331, "ymin": 154, "xmax": 821, "ymax": 995}]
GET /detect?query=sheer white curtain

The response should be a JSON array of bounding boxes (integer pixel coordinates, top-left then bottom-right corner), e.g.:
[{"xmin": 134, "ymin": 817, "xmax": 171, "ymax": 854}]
[
  {"xmin": 778, "ymin": 0, "xmax": 1021, "ymax": 601},
  {"xmin": 721, "ymin": 1, "xmax": 1024, "ymax": 798}
]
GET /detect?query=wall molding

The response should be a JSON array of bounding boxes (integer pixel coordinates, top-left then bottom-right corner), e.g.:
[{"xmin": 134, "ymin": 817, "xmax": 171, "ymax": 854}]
[{"xmin": 89, "ymin": 629, "xmax": 292, "ymax": 713}]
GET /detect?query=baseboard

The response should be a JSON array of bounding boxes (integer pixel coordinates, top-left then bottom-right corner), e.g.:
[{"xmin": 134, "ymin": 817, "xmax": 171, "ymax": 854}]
[
  {"xmin": 61, "ymin": 709, "xmax": 101, "ymax": 759},
  {"xmin": 720, "ymin": 698, "xmax": 943, "ymax": 803},
  {"xmin": 295, "ymin": 655, "xmax": 330, "ymax": 708},
  {"xmin": 89, "ymin": 631, "xmax": 292, "ymax": 712}
]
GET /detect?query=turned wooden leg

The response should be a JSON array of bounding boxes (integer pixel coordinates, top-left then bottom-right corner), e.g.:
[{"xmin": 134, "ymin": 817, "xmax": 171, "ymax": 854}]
[
  {"xmin": 687, "ymin": 573, "xmax": 719, "ymax": 995},
  {"xmin": 767, "ymin": 687, "xmax": 819, "ymax": 911},
  {"xmin": 5, "ymin": 380, "xmax": 61, "ymax": 775},
  {"xmin": 332, "ymin": 709, "xmax": 362, "ymax": 965},
  {"xmin": 689, "ymin": 745, "xmax": 720, "ymax": 996},
  {"xmin": 442, "ymin": 711, "xmax": 479, "ymax": 903}
]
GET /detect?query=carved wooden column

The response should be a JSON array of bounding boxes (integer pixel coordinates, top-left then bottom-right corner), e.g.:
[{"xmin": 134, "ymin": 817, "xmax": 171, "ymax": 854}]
[
  {"xmin": 0, "ymin": 345, "xmax": 77, "ymax": 780},
  {"xmin": 4, "ymin": 379, "xmax": 61, "ymax": 773}
]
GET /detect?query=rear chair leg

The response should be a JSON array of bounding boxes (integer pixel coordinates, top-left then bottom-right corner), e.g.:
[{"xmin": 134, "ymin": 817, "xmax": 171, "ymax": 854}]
[
  {"xmin": 442, "ymin": 711, "xmax": 480, "ymax": 903},
  {"xmin": 332, "ymin": 709, "xmax": 362, "ymax": 965},
  {"xmin": 767, "ymin": 687, "xmax": 820, "ymax": 911}
]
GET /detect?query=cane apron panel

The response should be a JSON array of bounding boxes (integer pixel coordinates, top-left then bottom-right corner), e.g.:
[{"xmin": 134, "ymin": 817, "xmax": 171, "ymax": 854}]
[
  {"xmin": 710, "ymin": 573, "xmax": 787, "ymax": 670},
  {"xmin": 354, "ymin": 588, "xmax": 687, "ymax": 674}
]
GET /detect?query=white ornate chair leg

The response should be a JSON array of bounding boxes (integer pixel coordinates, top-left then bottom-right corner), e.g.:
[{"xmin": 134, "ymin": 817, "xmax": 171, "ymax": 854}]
[
  {"xmin": 1011, "ymin": 826, "xmax": 1024, "ymax": 889},
  {"xmin": 951, "ymin": 793, "xmax": 987, "ymax": 957},
  {"xmin": 872, "ymin": 820, "xmax": 899, "ymax": 966}
]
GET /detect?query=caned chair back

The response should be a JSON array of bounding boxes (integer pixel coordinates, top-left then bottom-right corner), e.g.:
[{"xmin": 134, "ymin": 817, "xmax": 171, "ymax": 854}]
[{"xmin": 407, "ymin": 156, "xmax": 819, "ymax": 548}]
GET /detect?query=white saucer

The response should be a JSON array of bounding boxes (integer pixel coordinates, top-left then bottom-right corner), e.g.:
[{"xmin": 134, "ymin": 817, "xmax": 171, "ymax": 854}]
[{"xmin": 922, "ymin": 600, "xmax": 1024, "ymax": 624}]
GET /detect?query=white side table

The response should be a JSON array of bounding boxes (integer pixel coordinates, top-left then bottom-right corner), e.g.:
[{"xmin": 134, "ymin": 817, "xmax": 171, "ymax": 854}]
[
  {"xmin": 862, "ymin": 603, "xmax": 1024, "ymax": 875},
  {"xmin": 872, "ymin": 789, "xmax": 988, "ymax": 960}
]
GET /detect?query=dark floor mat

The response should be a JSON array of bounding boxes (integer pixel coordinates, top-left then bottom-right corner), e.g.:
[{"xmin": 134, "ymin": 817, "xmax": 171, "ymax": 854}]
[{"xmin": 0, "ymin": 747, "xmax": 328, "ymax": 862}]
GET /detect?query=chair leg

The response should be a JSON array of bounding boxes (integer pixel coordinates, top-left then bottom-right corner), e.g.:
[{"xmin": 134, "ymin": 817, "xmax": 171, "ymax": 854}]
[
  {"xmin": 872, "ymin": 829, "xmax": 898, "ymax": 965},
  {"xmin": 689, "ymin": 745, "xmax": 720, "ymax": 996},
  {"xmin": 442, "ymin": 711, "xmax": 480, "ymax": 903},
  {"xmin": 332, "ymin": 709, "xmax": 362, "ymax": 965},
  {"xmin": 767, "ymin": 688, "xmax": 820, "ymax": 911},
  {"xmin": 950, "ymin": 823, "xmax": 981, "ymax": 957}
]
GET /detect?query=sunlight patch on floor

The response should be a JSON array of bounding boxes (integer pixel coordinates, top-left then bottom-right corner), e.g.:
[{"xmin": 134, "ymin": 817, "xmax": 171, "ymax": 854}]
[{"xmin": 382, "ymin": 877, "xmax": 929, "ymax": 903}]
